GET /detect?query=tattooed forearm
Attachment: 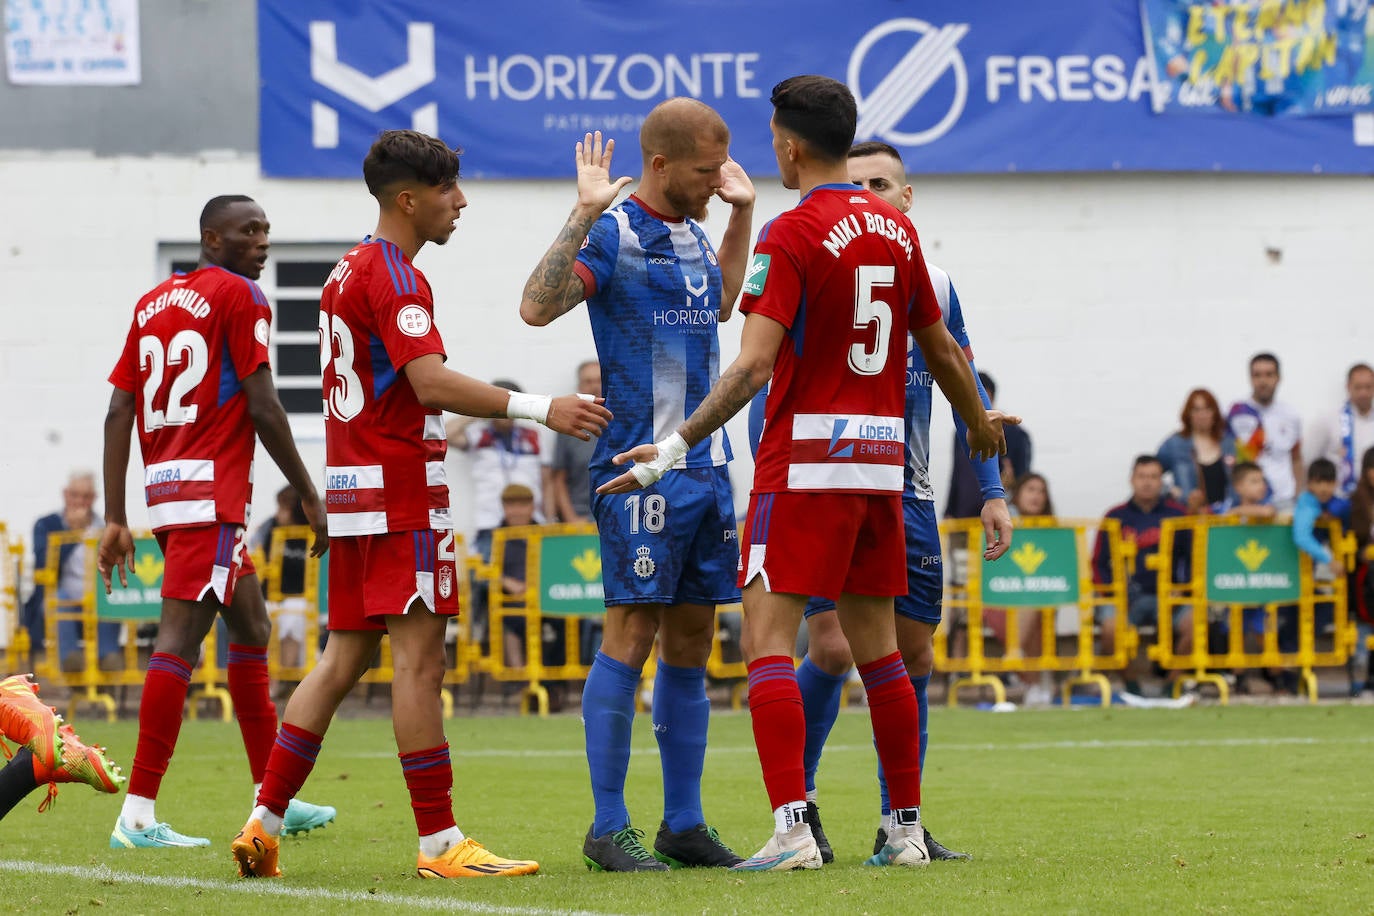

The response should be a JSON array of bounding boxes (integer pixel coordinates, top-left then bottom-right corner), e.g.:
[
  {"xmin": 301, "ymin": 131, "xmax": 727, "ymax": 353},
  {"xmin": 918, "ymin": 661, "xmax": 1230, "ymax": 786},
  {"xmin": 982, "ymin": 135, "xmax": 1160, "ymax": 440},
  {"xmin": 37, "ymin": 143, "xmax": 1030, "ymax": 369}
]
[
  {"xmin": 520, "ymin": 206, "xmax": 599, "ymax": 323},
  {"xmin": 679, "ymin": 363, "xmax": 767, "ymax": 447}
]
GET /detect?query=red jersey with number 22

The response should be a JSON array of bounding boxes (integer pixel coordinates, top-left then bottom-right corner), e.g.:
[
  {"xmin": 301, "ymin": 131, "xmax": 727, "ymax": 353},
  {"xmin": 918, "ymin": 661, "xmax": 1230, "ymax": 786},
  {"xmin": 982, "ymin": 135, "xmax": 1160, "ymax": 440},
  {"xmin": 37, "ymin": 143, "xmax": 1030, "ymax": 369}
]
[
  {"xmin": 742, "ymin": 184, "xmax": 942, "ymax": 495},
  {"xmin": 109, "ymin": 265, "xmax": 272, "ymax": 532},
  {"xmin": 320, "ymin": 237, "xmax": 450, "ymax": 536}
]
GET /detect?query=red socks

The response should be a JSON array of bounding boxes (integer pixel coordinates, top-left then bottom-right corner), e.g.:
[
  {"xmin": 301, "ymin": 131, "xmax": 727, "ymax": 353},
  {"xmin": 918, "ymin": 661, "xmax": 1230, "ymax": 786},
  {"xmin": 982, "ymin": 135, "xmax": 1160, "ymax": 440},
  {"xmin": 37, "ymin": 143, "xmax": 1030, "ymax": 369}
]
[
  {"xmin": 399, "ymin": 744, "xmax": 457, "ymax": 836},
  {"xmin": 256, "ymin": 722, "xmax": 323, "ymax": 817},
  {"xmin": 227, "ymin": 644, "xmax": 278, "ymax": 783},
  {"xmin": 127, "ymin": 653, "xmax": 193, "ymax": 799},
  {"xmin": 858, "ymin": 651, "xmax": 921, "ymax": 809},
  {"xmin": 745, "ymin": 656, "xmax": 806, "ymax": 811}
]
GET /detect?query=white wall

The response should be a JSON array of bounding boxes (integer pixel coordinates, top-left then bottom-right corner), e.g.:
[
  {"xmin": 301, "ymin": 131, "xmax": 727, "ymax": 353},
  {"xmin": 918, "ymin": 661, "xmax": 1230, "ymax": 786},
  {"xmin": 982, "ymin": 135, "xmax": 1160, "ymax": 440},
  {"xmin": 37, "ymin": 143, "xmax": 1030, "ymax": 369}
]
[{"xmin": 2, "ymin": 151, "xmax": 1370, "ymax": 553}]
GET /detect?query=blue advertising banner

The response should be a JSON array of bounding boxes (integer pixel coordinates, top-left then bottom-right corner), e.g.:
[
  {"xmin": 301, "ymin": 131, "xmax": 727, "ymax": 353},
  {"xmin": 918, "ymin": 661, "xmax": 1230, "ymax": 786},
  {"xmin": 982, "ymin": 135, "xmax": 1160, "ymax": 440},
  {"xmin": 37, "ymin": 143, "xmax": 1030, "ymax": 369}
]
[
  {"xmin": 1141, "ymin": 0, "xmax": 1374, "ymax": 116},
  {"xmin": 258, "ymin": 0, "xmax": 1374, "ymax": 177}
]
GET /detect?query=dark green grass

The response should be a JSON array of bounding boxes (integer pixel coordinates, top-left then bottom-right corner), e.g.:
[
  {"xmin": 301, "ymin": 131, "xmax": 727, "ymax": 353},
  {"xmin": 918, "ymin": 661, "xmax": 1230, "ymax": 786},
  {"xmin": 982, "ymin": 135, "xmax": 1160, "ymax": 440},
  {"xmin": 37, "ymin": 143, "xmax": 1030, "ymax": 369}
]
[{"xmin": 1, "ymin": 704, "xmax": 1371, "ymax": 913}]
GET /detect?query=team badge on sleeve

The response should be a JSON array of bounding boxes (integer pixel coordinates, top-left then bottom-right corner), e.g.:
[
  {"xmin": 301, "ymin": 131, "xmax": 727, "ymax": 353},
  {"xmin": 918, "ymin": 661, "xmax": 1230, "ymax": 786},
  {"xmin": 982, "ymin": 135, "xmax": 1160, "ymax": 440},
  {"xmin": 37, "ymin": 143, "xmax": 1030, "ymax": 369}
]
[
  {"xmin": 254, "ymin": 318, "xmax": 270, "ymax": 346},
  {"xmin": 742, "ymin": 254, "xmax": 770, "ymax": 296},
  {"xmin": 397, "ymin": 304, "xmax": 432, "ymax": 337}
]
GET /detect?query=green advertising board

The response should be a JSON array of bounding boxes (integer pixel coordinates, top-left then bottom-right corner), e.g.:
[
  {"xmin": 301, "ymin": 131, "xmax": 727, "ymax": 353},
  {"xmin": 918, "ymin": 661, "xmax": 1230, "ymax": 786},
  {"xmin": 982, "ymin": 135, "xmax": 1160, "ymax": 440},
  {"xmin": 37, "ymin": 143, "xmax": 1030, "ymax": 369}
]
[
  {"xmin": 1205, "ymin": 525, "xmax": 1301, "ymax": 603},
  {"xmin": 95, "ymin": 536, "xmax": 164, "ymax": 620},
  {"xmin": 983, "ymin": 527, "xmax": 1080, "ymax": 606},
  {"xmin": 538, "ymin": 533, "xmax": 605, "ymax": 616}
]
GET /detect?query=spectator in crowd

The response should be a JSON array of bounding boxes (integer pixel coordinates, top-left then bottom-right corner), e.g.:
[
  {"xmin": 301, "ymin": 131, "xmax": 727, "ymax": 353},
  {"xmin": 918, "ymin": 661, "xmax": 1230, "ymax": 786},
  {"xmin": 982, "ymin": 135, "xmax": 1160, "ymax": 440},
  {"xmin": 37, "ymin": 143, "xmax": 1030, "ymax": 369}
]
[
  {"xmin": 1157, "ymin": 388, "xmax": 1235, "ymax": 511},
  {"xmin": 1347, "ymin": 446, "xmax": 1374, "ymax": 696},
  {"xmin": 1226, "ymin": 353, "xmax": 1303, "ymax": 511},
  {"xmin": 1291, "ymin": 458, "xmax": 1349, "ymax": 570},
  {"xmin": 447, "ymin": 378, "xmax": 547, "ymax": 650},
  {"xmin": 548, "ymin": 360, "xmax": 602, "ymax": 524},
  {"xmin": 493, "ymin": 483, "xmax": 568, "ymax": 711},
  {"xmin": 1093, "ymin": 455, "xmax": 1192, "ymax": 690},
  {"xmin": 1212, "ymin": 462, "xmax": 1277, "ymax": 520},
  {"xmin": 1009, "ymin": 472, "xmax": 1054, "ymax": 518},
  {"xmin": 22, "ymin": 471, "xmax": 121, "ymax": 672},
  {"xmin": 1307, "ymin": 362, "xmax": 1374, "ymax": 499},
  {"xmin": 946, "ymin": 372, "xmax": 1030, "ymax": 518},
  {"xmin": 250, "ymin": 486, "xmax": 309, "ymax": 673}
]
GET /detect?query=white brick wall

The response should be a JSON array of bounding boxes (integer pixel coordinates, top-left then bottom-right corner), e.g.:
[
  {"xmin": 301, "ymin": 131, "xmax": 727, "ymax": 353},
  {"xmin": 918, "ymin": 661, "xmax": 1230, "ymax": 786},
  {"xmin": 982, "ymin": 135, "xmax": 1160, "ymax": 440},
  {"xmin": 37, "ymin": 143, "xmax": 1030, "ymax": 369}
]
[{"xmin": 2, "ymin": 152, "xmax": 1369, "ymax": 554}]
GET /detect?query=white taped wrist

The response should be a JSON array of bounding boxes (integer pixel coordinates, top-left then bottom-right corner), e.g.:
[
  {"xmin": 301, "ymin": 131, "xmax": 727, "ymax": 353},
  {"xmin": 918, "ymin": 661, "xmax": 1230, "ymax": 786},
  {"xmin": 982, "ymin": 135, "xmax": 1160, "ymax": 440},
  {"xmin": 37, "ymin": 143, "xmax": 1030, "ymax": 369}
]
[
  {"xmin": 630, "ymin": 432, "xmax": 689, "ymax": 487},
  {"xmin": 506, "ymin": 391, "xmax": 552, "ymax": 424}
]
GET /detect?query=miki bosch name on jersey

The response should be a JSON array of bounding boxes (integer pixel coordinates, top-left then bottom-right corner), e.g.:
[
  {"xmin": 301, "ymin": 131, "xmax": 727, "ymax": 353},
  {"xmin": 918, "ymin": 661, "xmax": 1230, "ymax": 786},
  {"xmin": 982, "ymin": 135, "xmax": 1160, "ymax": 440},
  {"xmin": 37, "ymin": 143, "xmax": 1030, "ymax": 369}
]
[
  {"xmin": 823, "ymin": 211, "xmax": 914, "ymax": 260},
  {"xmin": 137, "ymin": 287, "xmax": 212, "ymax": 326}
]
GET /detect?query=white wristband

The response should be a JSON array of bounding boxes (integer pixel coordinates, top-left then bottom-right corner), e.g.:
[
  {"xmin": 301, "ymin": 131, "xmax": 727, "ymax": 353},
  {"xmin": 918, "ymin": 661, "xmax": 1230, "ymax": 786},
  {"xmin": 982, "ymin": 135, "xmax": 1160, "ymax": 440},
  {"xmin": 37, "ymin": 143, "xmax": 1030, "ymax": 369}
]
[
  {"xmin": 630, "ymin": 432, "xmax": 689, "ymax": 487},
  {"xmin": 506, "ymin": 391, "xmax": 553, "ymax": 424}
]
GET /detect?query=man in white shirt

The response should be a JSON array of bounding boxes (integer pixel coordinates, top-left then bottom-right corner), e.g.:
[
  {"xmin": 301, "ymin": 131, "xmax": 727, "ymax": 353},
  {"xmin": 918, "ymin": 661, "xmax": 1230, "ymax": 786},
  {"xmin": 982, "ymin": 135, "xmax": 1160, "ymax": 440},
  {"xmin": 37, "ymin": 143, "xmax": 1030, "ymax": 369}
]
[
  {"xmin": 1307, "ymin": 363, "xmax": 1374, "ymax": 498},
  {"xmin": 1226, "ymin": 353, "xmax": 1303, "ymax": 511}
]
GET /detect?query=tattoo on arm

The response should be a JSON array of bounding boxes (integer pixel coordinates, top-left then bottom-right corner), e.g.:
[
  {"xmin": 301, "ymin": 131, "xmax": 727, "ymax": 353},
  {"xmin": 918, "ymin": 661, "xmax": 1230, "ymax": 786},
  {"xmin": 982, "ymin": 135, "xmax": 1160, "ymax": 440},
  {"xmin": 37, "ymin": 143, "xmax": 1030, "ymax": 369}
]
[
  {"xmin": 524, "ymin": 211, "xmax": 597, "ymax": 319},
  {"xmin": 679, "ymin": 364, "xmax": 763, "ymax": 447}
]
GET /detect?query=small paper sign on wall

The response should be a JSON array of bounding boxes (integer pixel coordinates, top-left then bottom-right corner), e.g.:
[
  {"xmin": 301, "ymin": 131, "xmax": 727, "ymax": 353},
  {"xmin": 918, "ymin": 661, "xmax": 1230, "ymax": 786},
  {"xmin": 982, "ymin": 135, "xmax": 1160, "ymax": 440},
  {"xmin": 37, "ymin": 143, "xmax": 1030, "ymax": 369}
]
[{"xmin": 5, "ymin": 0, "xmax": 141, "ymax": 86}]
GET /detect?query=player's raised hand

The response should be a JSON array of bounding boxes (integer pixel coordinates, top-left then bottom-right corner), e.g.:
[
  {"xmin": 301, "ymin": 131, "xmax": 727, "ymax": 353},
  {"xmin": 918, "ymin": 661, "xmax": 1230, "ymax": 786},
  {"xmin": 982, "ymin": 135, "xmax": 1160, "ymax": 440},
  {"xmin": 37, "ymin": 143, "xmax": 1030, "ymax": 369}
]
[
  {"xmin": 546, "ymin": 394, "xmax": 612, "ymax": 441},
  {"xmin": 575, "ymin": 131, "xmax": 634, "ymax": 212},
  {"xmin": 596, "ymin": 443, "xmax": 663, "ymax": 494},
  {"xmin": 301, "ymin": 494, "xmax": 330, "ymax": 558},
  {"xmin": 97, "ymin": 523, "xmax": 135, "ymax": 595},
  {"xmin": 967, "ymin": 409, "xmax": 1020, "ymax": 464},
  {"xmin": 981, "ymin": 497, "xmax": 1014, "ymax": 562},
  {"xmin": 715, "ymin": 158, "xmax": 755, "ymax": 208}
]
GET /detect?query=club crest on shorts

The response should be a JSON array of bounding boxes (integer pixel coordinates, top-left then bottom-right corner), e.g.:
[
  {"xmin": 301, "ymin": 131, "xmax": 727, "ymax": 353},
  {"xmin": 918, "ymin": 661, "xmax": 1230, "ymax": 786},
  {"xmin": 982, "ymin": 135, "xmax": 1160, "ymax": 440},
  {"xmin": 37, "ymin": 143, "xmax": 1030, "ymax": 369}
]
[
  {"xmin": 437, "ymin": 565, "xmax": 453, "ymax": 599},
  {"xmin": 633, "ymin": 544, "xmax": 656, "ymax": 579}
]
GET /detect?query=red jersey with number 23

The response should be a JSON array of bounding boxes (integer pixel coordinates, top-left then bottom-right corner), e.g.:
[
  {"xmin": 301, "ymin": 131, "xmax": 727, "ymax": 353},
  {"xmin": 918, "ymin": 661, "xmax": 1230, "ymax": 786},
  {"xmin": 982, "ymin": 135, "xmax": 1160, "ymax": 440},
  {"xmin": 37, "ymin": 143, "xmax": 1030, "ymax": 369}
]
[
  {"xmin": 742, "ymin": 184, "xmax": 942, "ymax": 495},
  {"xmin": 108, "ymin": 265, "xmax": 272, "ymax": 532},
  {"xmin": 320, "ymin": 237, "xmax": 450, "ymax": 537}
]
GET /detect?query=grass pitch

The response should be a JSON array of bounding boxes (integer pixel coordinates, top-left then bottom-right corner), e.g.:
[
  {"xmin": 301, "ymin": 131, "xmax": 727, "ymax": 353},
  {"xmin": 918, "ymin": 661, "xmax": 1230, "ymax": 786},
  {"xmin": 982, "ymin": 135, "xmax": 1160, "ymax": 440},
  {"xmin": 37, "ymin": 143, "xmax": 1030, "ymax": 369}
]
[{"xmin": 1, "ymin": 703, "xmax": 1370, "ymax": 914}]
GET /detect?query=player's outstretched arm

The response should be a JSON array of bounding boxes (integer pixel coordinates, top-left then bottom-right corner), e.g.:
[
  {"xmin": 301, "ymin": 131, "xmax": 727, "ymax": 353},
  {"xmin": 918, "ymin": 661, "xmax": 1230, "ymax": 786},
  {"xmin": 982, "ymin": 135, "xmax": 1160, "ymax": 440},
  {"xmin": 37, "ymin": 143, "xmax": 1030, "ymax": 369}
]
[
  {"xmin": 714, "ymin": 159, "xmax": 756, "ymax": 321},
  {"xmin": 520, "ymin": 131, "xmax": 633, "ymax": 327},
  {"xmin": 242, "ymin": 367, "xmax": 329, "ymax": 558},
  {"xmin": 913, "ymin": 319, "xmax": 1018, "ymax": 463},
  {"xmin": 405, "ymin": 354, "xmax": 611, "ymax": 441},
  {"xmin": 597, "ymin": 313, "xmax": 783, "ymax": 494}
]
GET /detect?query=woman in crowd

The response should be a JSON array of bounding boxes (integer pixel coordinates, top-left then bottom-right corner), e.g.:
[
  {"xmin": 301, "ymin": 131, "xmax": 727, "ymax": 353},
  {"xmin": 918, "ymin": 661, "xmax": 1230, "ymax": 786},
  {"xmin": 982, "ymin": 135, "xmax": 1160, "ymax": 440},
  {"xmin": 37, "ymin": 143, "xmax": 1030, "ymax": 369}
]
[{"xmin": 1158, "ymin": 388, "xmax": 1235, "ymax": 511}]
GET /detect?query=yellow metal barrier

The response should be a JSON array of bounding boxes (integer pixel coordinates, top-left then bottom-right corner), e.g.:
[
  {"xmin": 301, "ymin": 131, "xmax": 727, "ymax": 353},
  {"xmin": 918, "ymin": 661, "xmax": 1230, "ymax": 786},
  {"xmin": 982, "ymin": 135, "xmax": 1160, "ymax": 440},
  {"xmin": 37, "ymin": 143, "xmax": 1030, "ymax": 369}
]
[
  {"xmin": 935, "ymin": 517, "xmax": 1138, "ymax": 707},
  {"xmin": 1151, "ymin": 516, "xmax": 1358, "ymax": 704},
  {"xmin": 1, "ymin": 523, "xmax": 26, "ymax": 673}
]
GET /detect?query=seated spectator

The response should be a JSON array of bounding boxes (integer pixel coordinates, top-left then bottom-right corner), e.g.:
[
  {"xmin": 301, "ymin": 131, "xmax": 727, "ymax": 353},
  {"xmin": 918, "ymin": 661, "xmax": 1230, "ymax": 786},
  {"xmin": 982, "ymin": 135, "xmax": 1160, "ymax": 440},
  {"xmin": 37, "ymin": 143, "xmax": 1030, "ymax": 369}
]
[
  {"xmin": 1093, "ymin": 456, "xmax": 1192, "ymax": 692},
  {"xmin": 23, "ymin": 471, "xmax": 121, "ymax": 672},
  {"xmin": 1158, "ymin": 388, "xmax": 1235, "ymax": 511},
  {"xmin": 250, "ymin": 486, "xmax": 309, "ymax": 673},
  {"xmin": 494, "ymin": 483, "xmax": 567, "ymax": 711},
  {"xmin": 1348, "ymin": 447, "xmax": 1374, "ymax": 696},
  {"xmin": 1210, "ymin": 462, "xmax": 1277, "ymax": 520},
  {"xmin": 946, "ymin": 371, "xmax": 1031, "ymax": 518},
  {"xmin": 1009, "ymin": 472, "xmax": 1054, "ymax": 518}
]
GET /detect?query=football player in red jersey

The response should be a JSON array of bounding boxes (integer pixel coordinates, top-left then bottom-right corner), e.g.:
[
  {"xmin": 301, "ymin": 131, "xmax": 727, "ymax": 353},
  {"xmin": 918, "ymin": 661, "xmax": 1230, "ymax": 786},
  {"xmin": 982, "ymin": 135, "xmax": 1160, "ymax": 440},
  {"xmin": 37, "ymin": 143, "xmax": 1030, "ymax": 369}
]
[
  {"xmin": 231, "ymin": 130, "xmax": 610, "ymax": 881},
  {"xmin": 100, "ymin": 196, "xmax": 335, "ymax": 848},
  {"xmin": 600, "ymin": 76, "xmax": 1015, "ymax": 871}
]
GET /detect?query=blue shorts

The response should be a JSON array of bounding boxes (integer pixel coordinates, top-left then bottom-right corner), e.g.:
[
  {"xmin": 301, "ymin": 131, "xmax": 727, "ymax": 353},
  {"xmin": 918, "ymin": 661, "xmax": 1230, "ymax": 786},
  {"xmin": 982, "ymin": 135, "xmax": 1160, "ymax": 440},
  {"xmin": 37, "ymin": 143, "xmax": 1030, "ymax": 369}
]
[
  {"xmin": 590, "ymin": 464, "xmax": 740, "ymax": 607},
  {"xmin": 801, "ymin": 498, "xmax": 943, "ymax": 625}
]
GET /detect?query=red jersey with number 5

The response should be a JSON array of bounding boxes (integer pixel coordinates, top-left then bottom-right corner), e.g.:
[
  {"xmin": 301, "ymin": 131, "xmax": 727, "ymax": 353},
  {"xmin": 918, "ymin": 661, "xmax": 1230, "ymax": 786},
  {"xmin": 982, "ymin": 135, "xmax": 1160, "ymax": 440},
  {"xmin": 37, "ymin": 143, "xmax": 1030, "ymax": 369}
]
[
  {"xmin": 108, "ymin": 265, "xmax": 272, "ymax": 531},
  {"xmin": 319, "ymin": 237, "xmax": 450, "ymax": 536},
  {"xmin": 741, "ymin": 184, "xmax": 942, "ymax": 496}
]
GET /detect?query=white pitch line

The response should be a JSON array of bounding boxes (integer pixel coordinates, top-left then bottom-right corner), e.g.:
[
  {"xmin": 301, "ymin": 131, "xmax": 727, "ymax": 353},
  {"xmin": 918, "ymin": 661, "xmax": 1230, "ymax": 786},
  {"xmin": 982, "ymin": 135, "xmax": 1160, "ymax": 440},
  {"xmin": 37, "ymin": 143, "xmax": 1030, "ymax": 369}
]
[
  {"xmin": 169, "ymin": 733, "xmax": 1374, "ymax": 762},
  {"xmin": 0, "ymin": 861, "xmax": 619, "ymax": 916}
]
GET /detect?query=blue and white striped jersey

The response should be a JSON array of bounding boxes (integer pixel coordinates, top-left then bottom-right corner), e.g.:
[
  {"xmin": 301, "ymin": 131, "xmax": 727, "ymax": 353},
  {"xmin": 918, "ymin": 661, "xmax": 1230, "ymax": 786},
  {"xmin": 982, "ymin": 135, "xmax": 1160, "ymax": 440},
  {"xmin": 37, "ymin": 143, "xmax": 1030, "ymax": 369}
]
[{"xmin": 574, "ymin": 195, "xmax": 732, "ymax": 475}]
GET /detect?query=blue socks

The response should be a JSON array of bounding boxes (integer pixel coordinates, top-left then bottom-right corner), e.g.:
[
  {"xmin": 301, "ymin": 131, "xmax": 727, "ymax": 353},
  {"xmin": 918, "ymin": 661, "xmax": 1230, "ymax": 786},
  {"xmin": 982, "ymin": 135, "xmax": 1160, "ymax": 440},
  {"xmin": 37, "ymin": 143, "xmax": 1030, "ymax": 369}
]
[
  {"xmin": 653, "ymin": 661, "xmax": 709, "ymax": 832},
  {"xmin": 796, "ymin": 656, "xmax": 847, "ymax": 794},
  {"xmin": 582, "ymin": 651, "xmax": 640, "ymax": 836},
  {"xmin": 877, "ymin": 673, "xmax": 930, "ymax": 816}
]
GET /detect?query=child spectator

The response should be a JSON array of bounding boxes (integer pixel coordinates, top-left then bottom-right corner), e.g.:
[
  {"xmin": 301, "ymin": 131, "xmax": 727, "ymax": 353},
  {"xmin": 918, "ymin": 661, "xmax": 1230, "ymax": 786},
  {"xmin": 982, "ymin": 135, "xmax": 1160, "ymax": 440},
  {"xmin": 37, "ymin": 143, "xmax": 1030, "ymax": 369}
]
[
  {"xmin": 1292, "ymin": 458, "xmax": 1349, "ymax": 569},
  {"xmin": 1212, "ymin": 462, "xmax": 1277, "ymax": 520}
]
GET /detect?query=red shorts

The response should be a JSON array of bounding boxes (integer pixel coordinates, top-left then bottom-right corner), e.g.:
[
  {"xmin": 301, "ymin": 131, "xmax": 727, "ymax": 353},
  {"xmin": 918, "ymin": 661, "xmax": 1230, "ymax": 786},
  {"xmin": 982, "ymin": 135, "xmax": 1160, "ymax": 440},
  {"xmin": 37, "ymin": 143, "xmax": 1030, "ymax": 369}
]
[
  {"xmin": 738, "ymin": 492, "xmax": 905, "ymax": 600},
  {"xmin": 328, "ymin": 529, "xmax": 460, "ymax": 632},
  {"xmin": 156, "ymin": 524, "xmax": 255, "ymax": 606}
]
